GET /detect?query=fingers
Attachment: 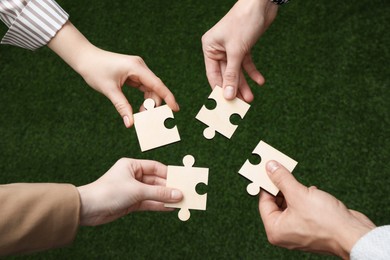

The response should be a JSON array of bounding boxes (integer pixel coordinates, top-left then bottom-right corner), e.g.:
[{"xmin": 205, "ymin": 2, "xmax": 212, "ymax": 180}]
[
  {"xmin": 142, "ymin": 175, "xmax": 166, "ymax": 186},
  {"xmin": 132, "ymin": 159, "xmax": 183, "ymax": 205},
  {"xmin": 238, "ymin": 70, "xmax": 254, "ymax": 103},
  {"xmin": 141, "ymin": 183, "xmax": 183, "ymax": 204},
  {"xmin": 144, "ymin": 91, "xmax": 162, "ymax": 107},
  {"xmin": 136, "ymin": 159, "xmax": 168, "ymax": 179},
  {"xmin": 136, "ymin": 66, "xmax": 179, "ymax": 112},
  {"xmin": 107, "ymin": 89, "xmax": 134, "ymax": 128},
  {"xmin": 266, "ymin": 161, "xmax": 306, "ymax": 199},
  {"xmin": 259, "ymin": 190, "xmax": 282, "ymax": 233},
  {"xmin": 223, "ymin": 51, "xmax": 244, "ymax": 100},
  {"xmin": 140, "ymin": 91, "xmax": 162, "ymax": 112},
  {"xmin": 220, "ymin": 61, "xmax": 245, "ymax": 101},
  {"xmin": 136, "ymin": 200, "xmax": 175, "ymax": 212},
  {"xmin": 204, "ymin": 53, "xmax": 223, "ymax": 90},
  {"xmin": 242, "ymin": 54, "xmax": 265, "ymax": 86}
]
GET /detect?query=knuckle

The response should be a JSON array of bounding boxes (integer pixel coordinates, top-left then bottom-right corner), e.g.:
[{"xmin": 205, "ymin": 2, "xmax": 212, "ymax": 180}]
[
  {"xmin": 228, "ymin": 48, "xmax": 245, "ymax": 59},
  {"xmin": 118, "ymin": 157, "xmax": 132, "ymax": 166},
  {"xmin": 114, "ymin": 101, "xmax": 129, "ymax": 113},
  {"xmin": 152, "ymin": 77, "xmax": 163, "ymax": 88},
  {"xmin": 206, "ymin": 70, "xmax": 220, "ymax": 78},
  {"xmin": 266, "ymin": 232, "xmax": 281, "ymax": 246},
  {"xmin": 117, "ymin": 157, "xmax": 128, "ymax": 164},
  {"xmin": 157, "ymin": 187, "xmax": 170, "ymax": 199},
  {"xmin": 272, "ymin": 177, "xmax": 284, "ymax": 190},
  {"xmin": 132, "ymin": 56, "xmax": 145, "ymax": 65},
  {"xmin": 119, "ymin": 157, "xmax": 136, "ymax": 169},
  {"xmin": 201, "ymin": 33, "xmax": 209, "ymax": 45},
  {"xmin": 224, "ymin": 71, "xmax": 239, "ymax": 82}
]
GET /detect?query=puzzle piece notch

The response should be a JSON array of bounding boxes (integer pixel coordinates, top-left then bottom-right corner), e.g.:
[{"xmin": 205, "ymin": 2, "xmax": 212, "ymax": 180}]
[
  {"xmin": 196, "ymin": 86, "xmax": 251, "ymax": 139},
  {"xmin": 165, "ymin": 155, "xmax": 209, "ymax": 221},
  {"xmin": 133, "ymin": 98, "xmax": 181, "ymax": 152},
  {"xmin": 238, "ymin": 140, "xmax": 298, "ymax": 196}
]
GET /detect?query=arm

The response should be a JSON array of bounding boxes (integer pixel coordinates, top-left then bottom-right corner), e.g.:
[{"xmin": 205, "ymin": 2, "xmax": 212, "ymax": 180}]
[
  {"xmin": 1, "ymin": 1, "xmax": 179, "ymax": 128},
  {"xmin": 47, "ymin": 21, "xmax": 179, "ymax": 128},
  {"xmin": 258, "ymin": 161, "xmax": 376, "ymax": 259},
  {"xmin": 0, "ymin": 183, "xmax": 79, "ymax": 256},
  {"xmin": 201, "ymin": 0, "xmax": 278, "ymax": 102},
  {"xmin": 77, "ymin": 158, "xmax": 183, "ymax": 226},
  {"xmin": 0, "ymin": 158, "xmax": 183, "ymax": 256}
]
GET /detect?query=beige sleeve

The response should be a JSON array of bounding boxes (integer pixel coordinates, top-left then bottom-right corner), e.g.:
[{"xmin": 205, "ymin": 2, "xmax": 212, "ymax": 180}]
[{"xmin": 0, "ymin": 183, "xmax": 80, "ymax": 256}]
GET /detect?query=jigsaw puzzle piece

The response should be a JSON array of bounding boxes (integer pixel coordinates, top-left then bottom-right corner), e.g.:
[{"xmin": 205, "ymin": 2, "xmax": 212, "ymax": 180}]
[
  {"xmin": 165, "ymin": 155, "xmax": 209, "ymax": 221},
  {"xmin": 238, "ymin": 140, "xmax": 298, "ymax": 196},
  {"xmin": 134, "ymin": 98, "xmax": 180, "ymax": 152},
  {"xmin": 195, "ymin": 86, "xmax": 250, "ymax": 139}
]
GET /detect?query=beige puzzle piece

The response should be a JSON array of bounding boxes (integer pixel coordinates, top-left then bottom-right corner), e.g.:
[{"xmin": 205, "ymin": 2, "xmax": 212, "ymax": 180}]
[
  {"xmin": 165, "ymin": 155, "xmax": 209, "ymax": 221},
  {"xmin": 195, "ymin": 86, "xmax": 250, "ymax": 139},
  {"xmin": 238, "ymin": 140, "xmax": 298, "ymax": 196},
  {"xmin": 133, "ymin": 99, "xmax": 180, "ymax": 152}
]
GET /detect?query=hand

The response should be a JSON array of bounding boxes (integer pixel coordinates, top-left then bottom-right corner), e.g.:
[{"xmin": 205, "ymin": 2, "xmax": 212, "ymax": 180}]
[
  {"xmin": 259, "ymin": 161, "xmax": 376, "ymax": 259},
  {"xmin": 48, "ymin": 21, "xmax": 179, "ymax": 128},
  {"xmin": 77, "ymin": 48, "xmax": 180, "ymax": 128},
  {"xmin": 201, "ymin": 0, "xmax": 278, "ymax": 102},
  {"xmin": 77, "ymin": 158, "xmax": 183, "ymax": 226}
]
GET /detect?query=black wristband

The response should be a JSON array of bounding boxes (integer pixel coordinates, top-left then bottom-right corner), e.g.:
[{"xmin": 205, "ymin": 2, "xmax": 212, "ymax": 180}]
[{"xmin": 270, "ymin": 0, "xmax": 289, "ymax": 5}]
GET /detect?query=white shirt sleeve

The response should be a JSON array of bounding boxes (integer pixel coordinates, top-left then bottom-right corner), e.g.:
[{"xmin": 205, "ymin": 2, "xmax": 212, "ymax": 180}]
[
  {"xmin": 0, "ymin": 0, "xmax": 69, "ymax": 50},
  {"xmin": 350, "ymin": 225, "xmax": 390, "ymax": 260}
]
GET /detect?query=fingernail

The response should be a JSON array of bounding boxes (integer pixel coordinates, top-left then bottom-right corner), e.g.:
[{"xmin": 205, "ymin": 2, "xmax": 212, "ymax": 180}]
[
  {"xmin": 224, "ymin": 86, "xmax": 235, "ymax": 99},
  {"xmin": 266, "ymin": 161, "xmax": 279, "ymax": 174},
  {"xmin": 171, "ymin": 189, "xmax": 182, "ymax": 200},
  {"xmin": 123, "ymin": 116, "xmax": 130, "ymax": 128}
]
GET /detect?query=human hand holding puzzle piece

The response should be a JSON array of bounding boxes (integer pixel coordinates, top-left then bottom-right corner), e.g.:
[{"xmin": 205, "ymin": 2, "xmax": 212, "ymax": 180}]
[
  {"xmin": 165, "ymin": 155, "xmax": 209, "ymax": 221},
  {"xmin": 133, "ymin": 90, "xmax": 298, "ymax": 221},
  {"xmin": 239, "ymin": 140, "xmax": 298, "ymax": 196}
]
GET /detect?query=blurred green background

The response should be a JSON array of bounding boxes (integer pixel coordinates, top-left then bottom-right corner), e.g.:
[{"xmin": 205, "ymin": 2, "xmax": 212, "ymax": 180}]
[{"xmin": 0, "ymin": 0, "xmax": 389, "ymax": 259}]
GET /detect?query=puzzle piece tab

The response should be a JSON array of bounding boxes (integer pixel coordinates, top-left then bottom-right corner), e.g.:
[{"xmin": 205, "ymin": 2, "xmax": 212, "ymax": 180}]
[
  {"xmin": 195, "ymin": 86, "xmax": 250, "ymax": 139},
  {"xmin": 165, "ymin": 155, "xmax": 209, "ymax": 221},
  {"xmin": 238, "ymin": 140, "xmax": 298, "ymax": 196},
  {"xmin": 134, "ymin": 98, "xmax": 180, "ymax": 152}
]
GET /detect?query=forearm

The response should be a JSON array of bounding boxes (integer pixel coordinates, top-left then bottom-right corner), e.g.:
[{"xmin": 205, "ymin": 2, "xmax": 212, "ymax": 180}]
[
  {"xmin": 336, "ymin": 215, "xmax": 376, "ymax": 258},
  {"xmin": 47, "ymin": 20, "xmax": 98, "ymax": 76},
  {"xmin": 0, "ymin": 183, "xmax": 80, "ymax": 256}
]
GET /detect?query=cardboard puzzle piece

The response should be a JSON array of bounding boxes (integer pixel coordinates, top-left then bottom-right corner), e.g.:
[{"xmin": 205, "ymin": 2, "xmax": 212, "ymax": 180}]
[
  {"xmin": 133, "ymin": 99, "xmax": 180, "ymax": 152},
  {"xmin": 195, "ymin": 86, "xmax": 250, "ymax": 139},
  {"xmin": 165, "ymin": 155, "xmax": 209, "ymax": 221},
  {"xmin": 238, "ymin": 140, "xmax": 298, "ymax": 196}
]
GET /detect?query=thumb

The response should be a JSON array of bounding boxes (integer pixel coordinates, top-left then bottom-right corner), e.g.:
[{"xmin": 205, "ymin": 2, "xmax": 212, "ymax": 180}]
[
  {"xmin": 266, "ymin": 160, "xmax": 305, "ymax": 198},
  {"xmin": 222, "ymin": 51, "xmax": 244, "ymax": 100},
  {"xmin": 108, "ymin": 89, "xmax": 134, "ymax": 128},
  {"xmin": 142, "ymin": 184, "xmax": 183, "ymax": 203}
]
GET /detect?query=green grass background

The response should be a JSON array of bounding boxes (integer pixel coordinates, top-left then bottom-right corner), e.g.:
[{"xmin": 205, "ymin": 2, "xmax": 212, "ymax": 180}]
[{"xmin": 0, "ymin": 0, "xmax": 389, "ymax": 259}]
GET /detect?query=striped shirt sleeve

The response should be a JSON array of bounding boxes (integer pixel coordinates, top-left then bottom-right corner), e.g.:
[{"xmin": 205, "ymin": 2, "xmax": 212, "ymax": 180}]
[{"xmin": 0, "ymin": 0, "xmax": 69, "ymax": 51}]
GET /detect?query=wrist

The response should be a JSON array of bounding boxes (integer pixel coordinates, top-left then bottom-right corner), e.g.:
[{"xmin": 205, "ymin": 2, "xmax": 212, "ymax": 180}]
[
  {"xmin": 77, "ymin": 184, "xmax": 93, "ymax": 226},
  {"xmin": 335, "ymin": 220, "xmax": 375, "ymax": 258}
]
